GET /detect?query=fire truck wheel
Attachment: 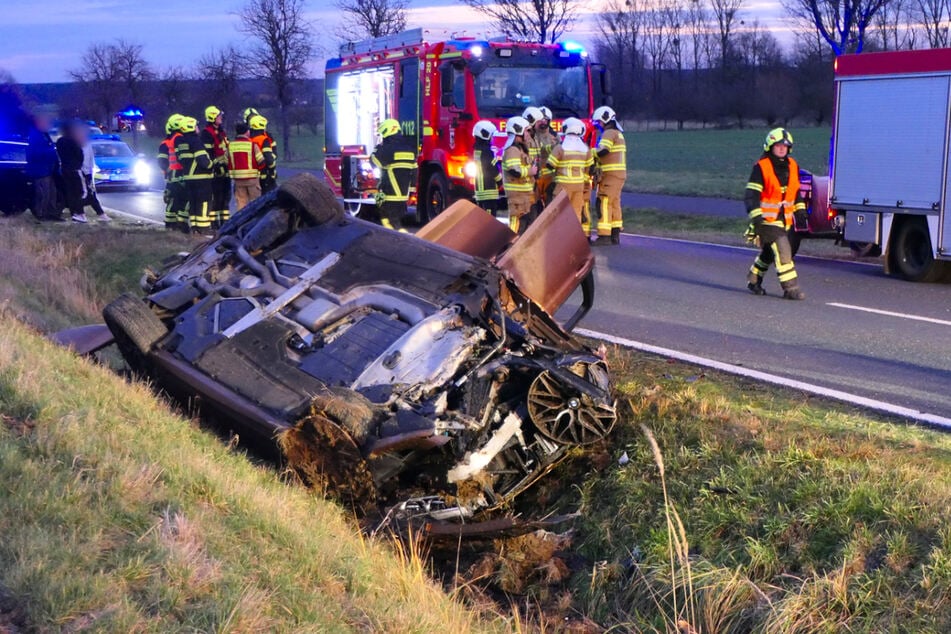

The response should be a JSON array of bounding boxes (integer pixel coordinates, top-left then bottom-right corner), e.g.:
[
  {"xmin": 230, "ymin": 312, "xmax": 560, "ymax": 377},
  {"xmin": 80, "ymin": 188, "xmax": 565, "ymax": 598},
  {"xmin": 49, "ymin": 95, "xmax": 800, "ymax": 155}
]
[
  {"xmin": 420, "ymin": 170, "xmax": 449, "ymax": 223},
  {"xmin": 889, "ymin": 216, "xmax": 943, "ymax": 282},
  {"xmin": 277, "ymin": 173, "xmax": 344, "ymax": 226}
]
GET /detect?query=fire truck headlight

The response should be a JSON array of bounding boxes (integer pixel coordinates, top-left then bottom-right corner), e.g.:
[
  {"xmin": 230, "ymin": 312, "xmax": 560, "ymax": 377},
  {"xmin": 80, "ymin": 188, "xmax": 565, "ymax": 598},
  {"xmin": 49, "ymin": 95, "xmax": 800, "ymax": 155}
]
[
  {"xmin": 470, "ymin": 45, "xmax": 483, "ymax": 58},
  {"xmin": 464, "ymin": 161, "xmax": 478, "ymax": 178},
  {"xmin": 373, "ymin": 167, "xmax": 382, "ymax": 179}
]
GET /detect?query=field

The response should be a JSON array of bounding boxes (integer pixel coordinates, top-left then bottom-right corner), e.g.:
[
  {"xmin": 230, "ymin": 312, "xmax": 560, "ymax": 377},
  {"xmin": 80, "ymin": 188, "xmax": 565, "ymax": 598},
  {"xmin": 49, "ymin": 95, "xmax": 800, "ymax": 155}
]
[
  {"xmin": 624, "ymin": 125, "xmax": 833, "ymax": 199},
  {"xmin": 3, "ymin": 214, "xmax": 951, "ymax": 631}
]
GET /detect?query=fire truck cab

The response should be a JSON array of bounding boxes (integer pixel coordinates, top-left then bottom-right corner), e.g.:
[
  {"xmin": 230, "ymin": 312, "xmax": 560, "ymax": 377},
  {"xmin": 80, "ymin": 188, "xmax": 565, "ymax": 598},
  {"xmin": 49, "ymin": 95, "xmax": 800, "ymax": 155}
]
[{"xmin": 323, "ymin": 28, "xmax": 608, "ymax": 222}]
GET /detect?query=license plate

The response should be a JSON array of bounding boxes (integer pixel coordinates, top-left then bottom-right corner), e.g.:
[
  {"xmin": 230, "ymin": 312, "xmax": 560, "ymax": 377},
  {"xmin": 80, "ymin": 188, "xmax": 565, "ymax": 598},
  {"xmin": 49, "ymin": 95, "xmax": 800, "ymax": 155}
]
[{"xmin": 109, "ymin": 173, "xmax": 131, "ymax": 181}]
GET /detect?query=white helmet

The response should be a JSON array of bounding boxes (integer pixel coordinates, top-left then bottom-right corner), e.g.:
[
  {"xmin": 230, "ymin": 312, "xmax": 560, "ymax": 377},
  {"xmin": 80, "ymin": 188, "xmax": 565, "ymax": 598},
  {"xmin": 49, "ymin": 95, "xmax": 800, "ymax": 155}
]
[
  {"xmin": 522, "ymin": 106, "xmax": 545, "ymax": 126},
  {"xmin": 593, "ymin": 105, "xmax": 621, "ymax": 131},
  {"xmin": 539, "ymin": 106, "xmax": 553, "ymax": 121},
  {"xmin": 472, "ymin": 120, "xmax": 497, "ymax": 141},
  {"xmin": 506, "ymin": 116, "xmax": 530, "ymax": 136},
  {"xmin": 562, "ymin": 117, "xmax": 585, "ymax": 136}
]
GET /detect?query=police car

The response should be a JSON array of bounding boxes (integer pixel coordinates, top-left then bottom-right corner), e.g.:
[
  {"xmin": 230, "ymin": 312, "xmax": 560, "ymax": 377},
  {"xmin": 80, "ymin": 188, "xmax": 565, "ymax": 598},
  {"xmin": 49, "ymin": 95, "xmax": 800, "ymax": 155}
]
[{"xmin": 89, "ymin": 134, "xmax": 151, "ymax": 191}]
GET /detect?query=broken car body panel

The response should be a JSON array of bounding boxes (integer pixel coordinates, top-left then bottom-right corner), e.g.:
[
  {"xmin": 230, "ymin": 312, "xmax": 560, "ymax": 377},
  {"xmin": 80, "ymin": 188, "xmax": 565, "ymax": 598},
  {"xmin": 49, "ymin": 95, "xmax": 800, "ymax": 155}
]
[{"xmin": 96, "ymin": 174, "xmax": 615, "ymax": 528}]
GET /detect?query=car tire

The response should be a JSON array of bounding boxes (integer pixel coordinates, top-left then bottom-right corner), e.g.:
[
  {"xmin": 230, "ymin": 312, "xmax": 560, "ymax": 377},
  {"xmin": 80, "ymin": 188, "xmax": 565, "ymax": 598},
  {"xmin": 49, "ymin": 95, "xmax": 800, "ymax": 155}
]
[
  {"xmin": 103, "ymin": 293, "xmax": 167, "ymax": 373},
  {"xmin": 277, "ymin": 173, "xmax": 344, "ymax": 226},
  {"xmin": 889, "ymin": 217, "xmax": 944, "ymax": 282}
]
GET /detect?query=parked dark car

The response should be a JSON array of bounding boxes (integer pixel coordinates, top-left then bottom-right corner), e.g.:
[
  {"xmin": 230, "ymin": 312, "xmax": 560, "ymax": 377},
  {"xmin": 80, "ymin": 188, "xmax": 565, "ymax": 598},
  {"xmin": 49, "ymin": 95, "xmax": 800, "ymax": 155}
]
[
  {"xmin": 63, "ymin": 174, "xmax": 613, "ymax": 535},
  {"xmin": 0, "ymin": 138, "xmax": 31, "ymax": 215}
]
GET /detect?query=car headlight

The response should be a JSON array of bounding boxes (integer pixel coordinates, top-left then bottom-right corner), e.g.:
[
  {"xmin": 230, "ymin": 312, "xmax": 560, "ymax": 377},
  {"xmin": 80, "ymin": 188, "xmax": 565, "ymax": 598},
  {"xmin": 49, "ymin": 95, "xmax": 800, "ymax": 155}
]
[
  {"xmin": 134, "ymin": 160, "xmax": 151, "ymax": 184},
  {"xmin": 463, "ymin": 160, "xmax": 478, "ymax": 178},
  {"xmin": 372, "ymin": 167, "xmax": 382, "ymax": 179}
]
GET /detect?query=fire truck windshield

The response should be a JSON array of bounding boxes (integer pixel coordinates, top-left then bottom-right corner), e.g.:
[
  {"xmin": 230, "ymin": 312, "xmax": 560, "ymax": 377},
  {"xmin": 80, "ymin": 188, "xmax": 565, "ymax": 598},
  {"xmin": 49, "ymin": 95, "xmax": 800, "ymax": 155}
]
[{"xmin": 474, "ymin": 65, "xmax": 589, "ymax": 118}]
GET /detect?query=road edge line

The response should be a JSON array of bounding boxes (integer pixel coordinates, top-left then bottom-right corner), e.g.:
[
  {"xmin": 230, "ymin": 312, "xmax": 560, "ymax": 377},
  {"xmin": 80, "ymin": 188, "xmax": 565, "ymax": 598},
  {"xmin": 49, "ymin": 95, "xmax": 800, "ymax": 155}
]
[
  {"xmin": 101, "ymin": 206, "xmax": 164, "ymax": 226},
  {"xmin": 576, "ymin": 327, "xmax": 951, "ymax": 430}
]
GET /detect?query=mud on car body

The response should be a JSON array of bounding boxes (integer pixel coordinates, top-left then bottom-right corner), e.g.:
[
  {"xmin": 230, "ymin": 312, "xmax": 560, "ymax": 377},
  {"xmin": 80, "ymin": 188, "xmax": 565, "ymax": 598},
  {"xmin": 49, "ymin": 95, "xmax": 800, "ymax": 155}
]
[{"xmin": 90, "ymin": 174, "xmax": 615, "ymax": 531}]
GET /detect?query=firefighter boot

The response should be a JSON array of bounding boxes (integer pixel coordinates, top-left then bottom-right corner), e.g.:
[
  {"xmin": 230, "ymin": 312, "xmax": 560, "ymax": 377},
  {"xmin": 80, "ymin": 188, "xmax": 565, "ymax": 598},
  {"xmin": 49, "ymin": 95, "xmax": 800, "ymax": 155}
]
[
  {"xmin": 590, "ymin": 235, "xmax": 612, "ymax": 246},
  {"xmin": 747, "ymin": 272, "xmax": 766, "ymax": 296},
  {"xmin": 781, "ymin": 281, "xmax": 805, "ymax": 300},
  {"xmin": 611, "ymin": 228, "xmax": 621, "ymax": 245}
]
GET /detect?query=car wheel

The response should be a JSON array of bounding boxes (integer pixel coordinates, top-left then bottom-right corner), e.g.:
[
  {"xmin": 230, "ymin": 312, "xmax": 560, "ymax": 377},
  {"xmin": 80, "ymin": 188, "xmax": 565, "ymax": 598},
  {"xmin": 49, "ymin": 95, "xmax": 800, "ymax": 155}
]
[
  {"xmin": 420, "ymin": 170, "xmax": 449, "ymax": 224},
  {"xmin": 277, "ymin": 173, "xmax": 344, "ymax": 225},
  {"xmin": 102, "ymin": 293, "xmax": 168, "ymax": 374},
  {"xmin": 890, "ymin": 217, "xmax": 944, "ymax": 282}
]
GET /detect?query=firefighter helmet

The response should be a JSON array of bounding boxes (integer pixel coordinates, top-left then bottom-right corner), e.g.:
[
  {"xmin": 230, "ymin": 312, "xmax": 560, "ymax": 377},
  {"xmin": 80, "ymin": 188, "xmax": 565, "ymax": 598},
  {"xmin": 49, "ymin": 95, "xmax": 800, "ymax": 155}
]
[
  {"xmin": 472, "ymin": 120, "xmax": 497, "ymax": 141},
  {"xmin": 243, "ymin": 107, "xmax": 260, "ymax": 123},
  {"xmin": 249, "ymin": 115, "xmax": 268, "ymax": 131},
  {"xmin": 378, "ymin": 118, "xmax": 401, "ymax": 139},
  {"xmin": 593, "ymin": 106, "xmax": 618, "ymax": 126},
  {"xmin": 205, "ymin": 105, "xmax": 222, "ymax": 122},
  {"xmin": 763, "ymin": 127, "xmax": 794, "ymax": 152},
  {"xmin": 178, "ymin": 116, "xmax": 198, "ymax": 133},
  {"xmin": 562, "ymin": 117, "xmax": 585, "ymax": 136},
  {"xmin": 539, "ymin": 106, "xmax": 553, "ymax": 121},
  {"xmin": 165, "ymin": 113, "xmax": 183, "ymax": 135},
  {"xmin": 506, "ymin": 116, "xmax": 530, "ymax": 137},
  {"xmin": 522, "ymin": 106, "xmax": 545, "ymax": 125}
]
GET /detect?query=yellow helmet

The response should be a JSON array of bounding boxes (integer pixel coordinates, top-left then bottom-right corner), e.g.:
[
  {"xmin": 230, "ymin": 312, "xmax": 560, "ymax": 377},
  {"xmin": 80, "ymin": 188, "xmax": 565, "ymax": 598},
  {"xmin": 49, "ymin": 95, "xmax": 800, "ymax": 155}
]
[
  {"xmin": 377, "ymin": 118, "xmax": 401, "ymax": 139},
  {"xmin": 165, "ymin": 113, "xmax": 183, "ymax": 135},
  {"xmin": 205, "ymin": 105, "xmax": 222, "ymax": 123},
  {"xmin": 764, "ymin": 127, "xmax": 794, "ymax": 152},
  {"xmin": 243, "ymin": 107, "xmax": 260, "ymax": 123},
  {"xmin": 179, "ymin": 116, "xmax": 198, "ymax": 133},
  {"xmin": 249, "ymin": 114, "xmax": 268, "ymax": 130}
]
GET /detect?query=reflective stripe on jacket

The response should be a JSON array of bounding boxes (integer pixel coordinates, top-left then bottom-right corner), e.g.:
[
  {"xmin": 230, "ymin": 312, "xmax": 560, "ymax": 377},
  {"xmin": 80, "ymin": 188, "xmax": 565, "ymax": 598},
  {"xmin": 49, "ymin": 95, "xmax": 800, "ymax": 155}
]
[
  {"xmin": 502, "ymin": 144, "xmax": 533, "ymax": 193},
  {"xmin": 750, "ymin": 156, "xmax": 803, "ymax": 227},
  {"xmin": 597, "ymin": 128, "xmax": 626, "ymax": 172},
  {"xmin": 547, "ymin": 138, "xmax": 594, "ymax": 185},
  {"xmin": 473, "ymin": 140, "xmax": 500, "ymax": 202},
  {"xmin": 228, "ymin": 138, "xmax": 265, "ymax": 179},
  {"xmin": 370, "ymin": 135, "xmax": 416, "ymax": 202}
]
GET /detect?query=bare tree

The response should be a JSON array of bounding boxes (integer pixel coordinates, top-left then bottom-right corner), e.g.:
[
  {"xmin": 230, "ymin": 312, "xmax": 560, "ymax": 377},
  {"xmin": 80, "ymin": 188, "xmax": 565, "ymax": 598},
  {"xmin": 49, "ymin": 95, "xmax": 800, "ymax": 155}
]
[
  {"xmin": 462, "ymin": 0, "xmax": 579, "ymax": 43},
  {"xmin": 914, "ymin": 0, "xmax": 951, "ymax": 47},
  {"xmin": 238, "ymin": 0, "xmax": 314, "ymax": 160},
  {"xmin": 336, "ymin": 0, "xmax": 408, "ymax": 38},
  {"xmin": 197, "ymin": 46, "xmax": 247, "ymax": 122},
  {"xmin": 872, "ymin": 0, "xmax": 917, "ymax": 49},
  {"xmin": 708, "ymin": 0, "xmax": 745, "ymax": 68},
  {"xmin": 70, "ymin": 40, "xmax": 154, "ymax": 125},
  {"xmin": 782, "ymin": 0, "xmax": 889, "ymax": 55}
]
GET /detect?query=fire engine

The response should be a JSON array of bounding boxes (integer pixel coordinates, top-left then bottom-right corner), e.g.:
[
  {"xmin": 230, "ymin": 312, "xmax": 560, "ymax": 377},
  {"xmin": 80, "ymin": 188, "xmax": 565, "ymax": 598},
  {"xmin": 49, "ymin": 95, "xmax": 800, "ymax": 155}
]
[
  {"xmin": 323, "ymin": 28, "xmax": 609, "ymax": 222},
  {"xmin": 830, "ymin": 48, "xmax": 951, "ymax": 282}
]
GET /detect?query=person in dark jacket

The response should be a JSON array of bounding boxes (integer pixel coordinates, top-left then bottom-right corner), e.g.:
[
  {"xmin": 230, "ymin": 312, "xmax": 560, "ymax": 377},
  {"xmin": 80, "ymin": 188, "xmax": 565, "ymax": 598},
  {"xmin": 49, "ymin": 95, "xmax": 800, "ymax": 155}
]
[
  {"xmin": 25, "ymin": 114, "xmax": 62, "ymax": 221},
  {"xmin": 370, "ymin": 119, "xmax": 416, "ymax": 232},
  {"xmin": 56, "ymin": 120, "xmax": 88, "ymax": 223}
]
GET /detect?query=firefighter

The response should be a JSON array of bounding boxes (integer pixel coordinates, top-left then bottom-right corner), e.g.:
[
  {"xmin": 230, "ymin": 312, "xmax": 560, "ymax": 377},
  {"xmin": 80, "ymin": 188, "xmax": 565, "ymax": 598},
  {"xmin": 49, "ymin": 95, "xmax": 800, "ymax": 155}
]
[
  {"xmin": 157, "ymin": 114, "xmax": 187, "ymax": 231},
  {"xmin": 592, "ymin": 106, "xmax": 627, "ymax": 245},
  {"xmin": 523, "ymin": 106, "xmax": 556, "ymax": 209},
  {"xmin": 174, "ymin": 116, "xmax": 214, "ymax": 235},
  {"xmin": 200, "ymin": 105, "xmax": 230, "ymax": 228},
  {"xmin": 745, "ymin": 128, "xmax": 806, "ymax": 300},
  {"xmin": 370, "ymin": 118, "xmax": 416, "ymax": 232},
  {"xmin": 501, "ymin": 115, "xmax": 536, "ymax": 234},
  {"xmin": 546, "ymin": 117, "xmax": 594, "ymax": 233},
  {"xmin": 229, "ymin": 121, "xmax": 266, "ymax": 210},
  {"xmin": 249, "ymin": 115, "xmax": 277, "ymax": 194},
  {"xmin": 472, "ymin": 120, "xmax": 501, "ymax": 216}
]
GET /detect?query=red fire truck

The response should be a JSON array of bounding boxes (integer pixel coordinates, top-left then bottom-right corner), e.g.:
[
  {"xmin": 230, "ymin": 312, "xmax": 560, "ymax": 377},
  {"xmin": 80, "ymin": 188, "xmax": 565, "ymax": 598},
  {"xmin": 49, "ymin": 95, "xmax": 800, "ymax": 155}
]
[
  {"xmin": 323, "ymin": 28, "xmax": 609, "ymax": 222},
  {"xmin": 830, "ymin": 48, "xmax": 951, "ymax": 281}
]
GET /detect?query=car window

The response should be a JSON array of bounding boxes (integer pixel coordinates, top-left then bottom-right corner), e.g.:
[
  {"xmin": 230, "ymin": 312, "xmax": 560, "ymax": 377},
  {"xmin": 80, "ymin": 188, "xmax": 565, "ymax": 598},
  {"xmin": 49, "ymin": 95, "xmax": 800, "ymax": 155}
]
[{"xmin": 92, "ymin": 142, "xmax": 134, "ymax": 158}]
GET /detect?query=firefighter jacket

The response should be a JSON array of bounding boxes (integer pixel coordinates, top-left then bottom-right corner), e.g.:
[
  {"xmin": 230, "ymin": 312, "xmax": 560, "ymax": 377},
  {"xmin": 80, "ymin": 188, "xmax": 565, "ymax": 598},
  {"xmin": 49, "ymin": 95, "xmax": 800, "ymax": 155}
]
[
  {"xmin": 745, "ymin": 154, "xmax": 805, "ymax": 228},
  {"xmin": 547, "ymin": 136, "xmax": 594, "ymax": 185},
  {"xmin": 174, "ymin": 131, "xmax": 213, "ymax": 181},
  {"xmin": 596, "ymin": 126, "xmax": 626, "ymax": 174},
  {"xmin": 529, "ymin": 128, "xmax": 557, "ymax": 170},
  {"xmin": 250, "ymin": 133, "xmax": 276, "ymax": 170},
  {"xmin": 473, "ymin": 138, "xmax": 500, "ymax": 202},
  {"xmin": 157, "ymin": 133, "xmax": 183, "ymax": 181},
  {"xmin": 201, "ymin": 124, "xmax": 230, "ymax": 177},
  {"xmin": 228, "ymin": 135, "xmax": 266, "ymax": 180},
  {"xmin": 502, "ymin": 141, "xmax": 534, "ymax": 195},
  {"xmin": 370, "ymin": 135, "xmax": 416, "ymax": 203}
]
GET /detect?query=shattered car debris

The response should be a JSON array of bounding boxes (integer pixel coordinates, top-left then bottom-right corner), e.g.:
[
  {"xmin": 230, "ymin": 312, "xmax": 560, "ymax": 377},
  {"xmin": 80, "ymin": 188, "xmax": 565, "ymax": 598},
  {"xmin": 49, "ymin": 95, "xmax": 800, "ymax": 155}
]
[{"xmin": 85, "ymin": 174, "xmax": 617, "ymax": 532}]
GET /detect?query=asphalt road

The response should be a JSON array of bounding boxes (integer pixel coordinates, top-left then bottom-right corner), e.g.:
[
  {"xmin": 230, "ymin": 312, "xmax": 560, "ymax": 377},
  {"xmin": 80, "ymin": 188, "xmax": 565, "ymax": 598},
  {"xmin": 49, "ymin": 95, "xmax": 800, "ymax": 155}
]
[{"xmin": 98, "ymin": 185, "xmax": 951, "ymax": 419}]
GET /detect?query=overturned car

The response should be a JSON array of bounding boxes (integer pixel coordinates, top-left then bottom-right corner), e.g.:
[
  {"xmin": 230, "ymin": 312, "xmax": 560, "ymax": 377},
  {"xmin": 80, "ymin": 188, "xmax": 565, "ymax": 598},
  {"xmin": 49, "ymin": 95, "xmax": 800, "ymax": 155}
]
[{"xmin": 79, "ymin": 174, "xmax": 616, "ymax": 532}]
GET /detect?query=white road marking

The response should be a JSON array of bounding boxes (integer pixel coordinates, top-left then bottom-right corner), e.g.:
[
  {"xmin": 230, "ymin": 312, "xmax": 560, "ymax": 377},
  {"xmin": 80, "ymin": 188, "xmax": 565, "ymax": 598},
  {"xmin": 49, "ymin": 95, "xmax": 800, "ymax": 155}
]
[
  {"xmin": 575, "ymin": 327, "xmax": 951, "ymax": 430},
  {"xmin": 101, "ymin": 206, "xmax": 164, "ymax": 226},
  {"xmin": 827, "ymin": 302, "xmax": 951, "ymax": 327}
]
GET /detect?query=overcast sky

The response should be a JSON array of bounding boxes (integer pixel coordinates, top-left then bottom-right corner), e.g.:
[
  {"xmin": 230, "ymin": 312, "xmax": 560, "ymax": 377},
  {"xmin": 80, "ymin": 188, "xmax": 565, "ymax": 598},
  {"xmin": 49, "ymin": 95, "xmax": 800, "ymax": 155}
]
[{"xmin": 1, "ymin": 0, "xmax": 790, "ymax": 84}]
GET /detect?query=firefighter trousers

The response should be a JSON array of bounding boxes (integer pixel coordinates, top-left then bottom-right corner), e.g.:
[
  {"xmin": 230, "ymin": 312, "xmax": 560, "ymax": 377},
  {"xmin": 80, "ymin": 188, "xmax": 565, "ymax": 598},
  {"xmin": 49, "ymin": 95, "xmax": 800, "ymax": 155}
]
[
  {"xmin": 379, "ymin": 200, "xmax": 407, "ymax": 231},
  {"xmin": 233, "ymin": 178, "xmax": 261, "ymax": 211},
  {"xmin": 596, "ymin": 172, "xmax": 625, "ymax": 236},
  {"xmin": 186, "ymin": 179, "xmax": 213, "ymax": 231},
  {"xmin": 749, "ymin": 225, "xmax": 800, "ymax": 289},
  {"xmin": 211, "ymin": 176, "xmax": 231, "ymax": 224},
  {"xmin": 554, "ymin": 182, "xmax": 589, "ymax": 234},
  {"xmin": 165, "ymin": 180, "xmax": 189, "ymax": 227}
]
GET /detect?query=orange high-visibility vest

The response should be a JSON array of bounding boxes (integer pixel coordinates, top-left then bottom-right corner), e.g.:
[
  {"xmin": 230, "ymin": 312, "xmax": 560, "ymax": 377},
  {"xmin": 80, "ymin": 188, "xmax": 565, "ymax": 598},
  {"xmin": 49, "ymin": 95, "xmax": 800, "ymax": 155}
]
[{"xmin": 758, "ymin": 156, "xmax": 799, "ymax": 226}]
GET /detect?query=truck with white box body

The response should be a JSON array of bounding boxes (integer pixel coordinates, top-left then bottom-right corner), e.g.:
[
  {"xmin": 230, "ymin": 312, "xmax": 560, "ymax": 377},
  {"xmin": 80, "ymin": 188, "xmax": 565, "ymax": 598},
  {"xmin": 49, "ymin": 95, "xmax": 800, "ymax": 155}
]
[{"xmin": 831, "ymin": 48, "xmax": 951, "ymax": 281}]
